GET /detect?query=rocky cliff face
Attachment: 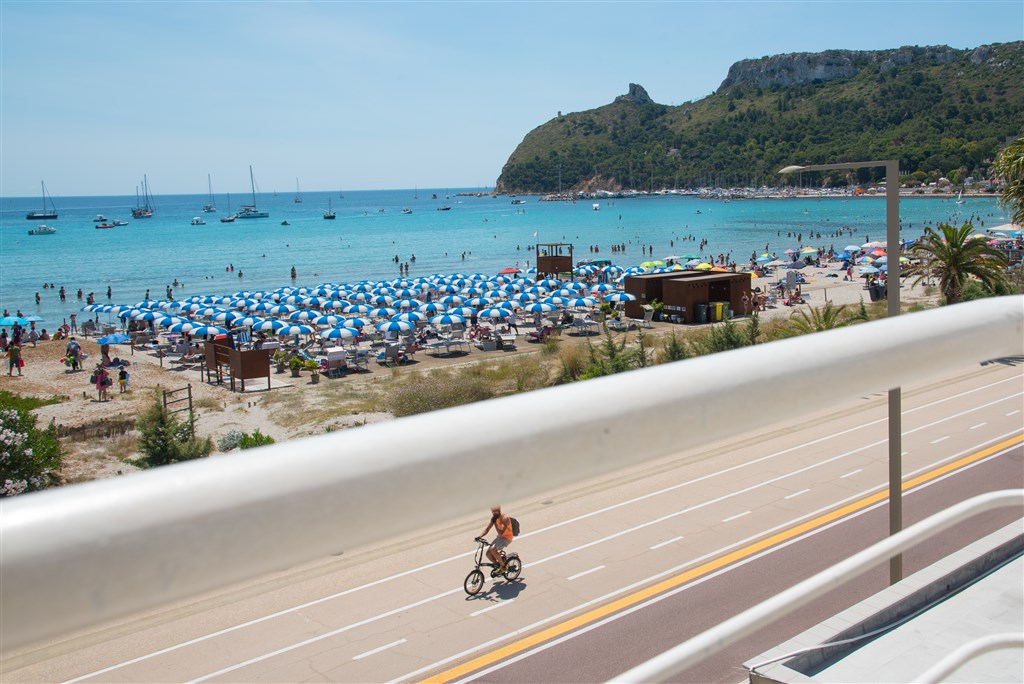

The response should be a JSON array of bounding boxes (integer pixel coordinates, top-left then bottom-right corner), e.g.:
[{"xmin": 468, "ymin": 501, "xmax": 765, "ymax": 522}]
[
  {"xmin": 614, "ymin": 83, "xmax": 654, "ymax": 105},
  {"xmin": 718, "ymin": 45, "xmax": 965, "ymax": 90}
]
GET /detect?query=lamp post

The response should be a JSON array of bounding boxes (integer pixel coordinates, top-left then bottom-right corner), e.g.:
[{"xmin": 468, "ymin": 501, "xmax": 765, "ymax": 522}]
[{"xmin": 780, "ymin": 160, "xmax": 903, "ymax": 584}]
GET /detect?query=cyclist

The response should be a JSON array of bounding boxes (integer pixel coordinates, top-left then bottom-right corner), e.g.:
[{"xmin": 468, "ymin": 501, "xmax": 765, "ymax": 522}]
[{"xmin": 480, "ymin": 505, "xmax": 513, "ymax": 577}]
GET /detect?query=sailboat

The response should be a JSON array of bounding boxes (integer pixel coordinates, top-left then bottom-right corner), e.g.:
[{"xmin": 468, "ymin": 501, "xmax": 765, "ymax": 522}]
[
  {"xmin": 956, "ymin": 189, "xmax": 966, "ymax": 205},
  {"xmin": 203, "ymin": 174, "xmax": 217, "ymax": 212},
  {"xmin": 220, "ymin": 193, "xmax": 236, "ymax": 223},
  {"xmin": 26, "ymin": 181, "xmax": 58, "ymax": 220},
  {"xmin": 131, "ymin": 175, "xmax": 154, "ymax": 218},
  {"xmin": 236, "ymin": 166, "xmax": 269, "ymax": 219},
  {"xmin": 294, "ymin": 178, "xmax": 303, "ymax": 204},
  {"xmin": 323, "ymin": 195, "xmax": 336, "ymax": 220}
]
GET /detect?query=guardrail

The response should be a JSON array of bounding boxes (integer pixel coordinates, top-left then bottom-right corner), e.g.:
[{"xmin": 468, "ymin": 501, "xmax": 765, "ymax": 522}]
[
  {"xmin": 614, "ymin": 489, "xmax": 1024, "ymax": 682},
  {"xmin": 2, "ymin": 296, "xmax": 1023, "ymax": 648}
]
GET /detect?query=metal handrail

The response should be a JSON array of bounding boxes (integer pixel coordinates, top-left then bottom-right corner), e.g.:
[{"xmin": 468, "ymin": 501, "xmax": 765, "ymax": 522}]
[
  {"xmin": 613, "ymin": 490, "xmax": 1024, "ymax": 682},
  {"xmin": 2, "ymin": 296, "xmax": 1022, "ymax": 648},
  {"xmin": 917, "ymin": 633, "xmax": 1024, "ymax": 683}
]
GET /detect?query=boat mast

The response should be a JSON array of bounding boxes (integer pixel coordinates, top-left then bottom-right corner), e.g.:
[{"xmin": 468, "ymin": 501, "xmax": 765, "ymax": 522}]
[{"xmin": 250, "ymin": 165, "xmax": 258, "ymax": 208}]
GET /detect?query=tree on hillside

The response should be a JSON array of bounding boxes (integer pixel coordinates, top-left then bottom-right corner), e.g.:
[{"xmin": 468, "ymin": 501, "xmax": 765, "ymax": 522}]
[
  {"xmin": 992, "ymin": 136, "xmax": 1024, "ymax": 226},
  {"xmin": 908, "ymin": 223, "xmax": 1009, "ymax": 305}
]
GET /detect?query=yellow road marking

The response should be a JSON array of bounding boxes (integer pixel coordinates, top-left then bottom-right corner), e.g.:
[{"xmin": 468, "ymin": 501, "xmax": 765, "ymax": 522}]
[{"xmin": 422, "ymin": 434, "xmax": 1024, "ymax": 683}]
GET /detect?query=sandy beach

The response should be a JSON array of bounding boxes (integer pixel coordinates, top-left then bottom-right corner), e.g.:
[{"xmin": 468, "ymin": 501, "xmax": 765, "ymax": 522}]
[{"xmin": 0, "ymin": 266, "xmax": 940, "ymax": 485}]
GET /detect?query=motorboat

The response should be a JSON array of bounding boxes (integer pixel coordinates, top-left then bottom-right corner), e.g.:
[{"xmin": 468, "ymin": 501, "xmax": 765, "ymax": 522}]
[
  {"xmin": 96, "ymin": 223, "xmax": 116, "ymax": 230},
  {"xmin": 281, "ymin": 220, "xmax": 290, "ymax": 226},
  {"xmin": 28, "ymin": 225, "xmax": 57, "ymax": 235},
  {"xmin": 511, "ymin": 199, "xmax": 527, "ymax": 205},
  {"xmin": 93, "ymin": 214, "xmax": 108, "ymax": 222},
  {"xmin": 191, "ymin": 217, "xmax": 207, "ymax": 225},
  {"xmin": 437, "ymin": 205, "xmax": 451, "ymax": 211},
  {"xmin": 112, "ymin": 219, "xmax": 128, "ymax": 226},
  {"xmin": 401, "ymin": 208, "xmax": 413, "ymax": 215}
]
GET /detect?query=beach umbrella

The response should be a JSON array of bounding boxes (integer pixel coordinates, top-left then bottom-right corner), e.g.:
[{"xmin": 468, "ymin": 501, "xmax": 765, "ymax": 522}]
[
  {"xmin": 189, "ymin": 325, "xmax": 228, "ymax": 337},
  {"xmin": 350, "ymin": 282, "xmax": 376, "ymax": 293},
  {"xmin": 322, "ymin": 299, "xmax": 349, "ymax": 310},
  {"xmin": 859, "ymin": 265, "xmax": 880, "ymax": 274},
  {"xmin": 96, "ymin": 333, "xmax": 131, "ymax": 345},
  {"xmin": 478, "ymin": 307, "xmax": 512, "ymax": 320},
  {"xmin": 252, "ymin": 319, "xmax": 287, "ymax": 332},
  {"xmin": 320, "ymin": 326, "xmax": 359, "ymax": 341},
  {"xmin": 440, "ymin": 294, "xmax": 466, "ymax": 306},
  {"xmin": 210, "ymin": 311, "xmax": 240, "ymax": 324},
  {"xmin": 247, "ymin": 301, "xmax": 274, "ymax": 312},
  {"xmin": 784, "ymin": 249, "xmax": 798, "ymax": 255},
  {"xmin": 497, "ymin": 267, "xmax": 522, "ymax": 275},
  {"xmin": 416, "ymin": 302, "xmax": 446, "ymax": 315},
  {"xmin": 755, "ymin": 254, "xmax": 771, "ymax": 264},
  {"xmin": 509, "ymin": 292, "xmax": 537, "ymax": 303},
  {"xmin": 288, "ymin": 310, "xmax": 319, "ymax": 322},
  {"xmin": 341, "ymin": 317, "xmax": 369, "ymax": 329},
  {"xmin": 535, "ymin": 279, "xmax": 561, "ymax": 289},
  {"xmin": 604, "ymin": 292, "xmax": 637, "ymax": 303},
  {"xmin": 447, "ymin": 306, "xmax": 476, "ymax": 316},
  {"xmin": 786, "ymin": 262, "xmax": 808, "ymax": 270},
  {"xmin": 430, "ymin": 313, "xmax": 467, "ymax": 327},
  {"xmin": 590, "ymin": 283, "xmax": 617, "ymax": 293},
  {"xmin": 434, "ymin": 284, "xmax": 460, "ymax": 294},
  {"xmin": 393, "ymin": 288, "xmax": 422, "ymax": 298},
  {"xmin": 131, "ymin": 311, "xmax": 160, "ymax": 321},
  {"xmin": 460, "ymin": 286, "xmax": 486, "ymax": 296},
  {"xmin": 277, "ymin": 324, "xmax": 314, "ymax": 336},
  {"xmin": 376, "ymin": 320, "xmax": 414, "ymax": 333},
  {"xmin": 394, "ymin": 311, "xmax": 428, "ymax": 323},
  {"xmin": 232, "ymin": 316, "xmax": 264, "ymax": 328},
  {"xmin": 370, "ymin": 294, "xmax": 395, "ymax": 306},
  {"xmin": 844, "ymin": 244, "xmax": 861, "ymax": 253},
  {"xmin": 368, "ymin": 306, "xmax": 398, "ymax": 318},
  {"xmin": 267, "ymin": 304, "xmax": 297, "ymax": 316},
  {"xmin": 523, "ymin": 302, "xmax": 557, "ymax": 314},
  {"xmin": 165, "ymin": 321, "xmax": 196, "ymax": 334},
  {"xmin": 465, "ymin": 296, "xmax": 493, "ymax": 307},
  {"xmin": 565, "ymin": 297, "xmax": 597, "ymax": 308},
  {"xmin": 393, "ymin": 298, "xmax": 421, "ymax": 310},
  {"xmin": 311, "ymin": 314, "xmax": 343, "ymax": 327},
  {"xmin": 543, "ymin": 296, "xmax": 570, "ymax": 307},
  {"xmin": 695, "ymin": 263, "xmax": 713, "ymax": 270},
  {"xmin": 156, "ymin": 315, "xmax": 190, "ymax": 327},
  {"xmin": 345, "ymin": 303, "xmax": 373, "ymax": 314},
  {"xmin": 81, "ymin": 304, "xmax": 105, "ymax": 313}
]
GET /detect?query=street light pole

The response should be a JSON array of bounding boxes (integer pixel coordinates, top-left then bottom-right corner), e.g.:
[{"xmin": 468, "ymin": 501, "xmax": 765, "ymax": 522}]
[{"xmin": 780, "ymin": 160, "xmax": 903, "ymax": 584}]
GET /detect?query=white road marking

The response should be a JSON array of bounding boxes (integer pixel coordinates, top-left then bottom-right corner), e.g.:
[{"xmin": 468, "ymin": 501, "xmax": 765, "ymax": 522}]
[
  {"xmin": 784, "ymin": 489, "xmax": 811, "ymax": 500},
  {"xmin": 970, "ymin": 422, "xmax": 987, "ymax": 430},
  {"xmin": 840, "ymin": 468, "xmax": 862, "ymax": 479},
  {"xmin": 722, "ymin": 511, "xmax": 751, "ymax": 523},
  {"xmin": 471, "ymin": 600, "xmax": 515, "ymax": 617},
  {"xmin": 931, "ymin": 436, "xmax": 950, "ymax": 444},
  {"xmin": 568, "ymin": 565, "xmax": 606, "ymax": 581},
  {"xmin": 650, "ymin": 536, "xmax": 685, "ymax": 550},
  {"xmin": 66, "ymin": 380, "xmax": 1024, "ymax": 684},
  {"xmin": 352, "ymin": 638, "xmax": 406, "ymax": 661}
]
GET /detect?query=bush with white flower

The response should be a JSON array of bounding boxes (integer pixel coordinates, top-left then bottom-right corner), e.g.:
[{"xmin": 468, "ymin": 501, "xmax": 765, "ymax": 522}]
[{"xmin": 0, "ymin": 405, "xmax": 61, "ymax": 497}]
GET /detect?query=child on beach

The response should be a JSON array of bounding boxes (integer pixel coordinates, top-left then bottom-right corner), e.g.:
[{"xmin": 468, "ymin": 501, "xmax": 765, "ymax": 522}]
[{"xmin": 118, "ymin": 367, "xmax": 129, "ymax": 393}]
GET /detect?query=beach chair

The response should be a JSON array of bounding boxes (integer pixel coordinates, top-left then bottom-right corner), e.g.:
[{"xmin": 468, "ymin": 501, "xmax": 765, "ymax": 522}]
[
  {"xmin": 629, "ymin": 306, "xmax": 654, "ymax": 329},
  {"xmin": 476, "ymin": 337, "xmax": 497, "ymax": 352}
]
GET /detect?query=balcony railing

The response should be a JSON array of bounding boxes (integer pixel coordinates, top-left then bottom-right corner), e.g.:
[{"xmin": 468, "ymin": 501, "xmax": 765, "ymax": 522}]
[{"xmin": 2, "ymin": 296, "xmax": 1022, "ymax": 649}]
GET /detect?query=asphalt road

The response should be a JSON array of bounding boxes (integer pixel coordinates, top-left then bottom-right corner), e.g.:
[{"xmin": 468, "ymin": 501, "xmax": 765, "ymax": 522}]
[{"xmin": 3, "ymin": 361, "xmax": 1022, "ymax": 684}]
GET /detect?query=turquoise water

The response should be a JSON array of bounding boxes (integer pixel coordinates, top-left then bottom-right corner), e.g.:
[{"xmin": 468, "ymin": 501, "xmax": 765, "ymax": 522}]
[{"xmin": 0, "ymin": 188, "xmax": 1008, "ymax": 325}]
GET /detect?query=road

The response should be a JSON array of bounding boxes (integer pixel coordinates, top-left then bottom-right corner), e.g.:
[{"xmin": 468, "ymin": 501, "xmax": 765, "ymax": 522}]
[{"xmin": 3, "ymin": 361, "xmax": 1022, "ymax": 683}]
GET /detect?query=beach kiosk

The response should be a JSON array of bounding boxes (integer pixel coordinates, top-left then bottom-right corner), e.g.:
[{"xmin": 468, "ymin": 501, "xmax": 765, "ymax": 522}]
[
  {"xmin": 536, "ymin": 243, "xmax": 574, "ymax": 280},
  {"xmin": 624, "ymin": 271, "xmax": 752, "ymax": 323}
]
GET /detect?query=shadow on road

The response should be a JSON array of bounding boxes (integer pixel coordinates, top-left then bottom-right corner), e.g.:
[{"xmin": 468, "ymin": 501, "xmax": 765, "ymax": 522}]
[
  {"xmin": 981, "ymin": 356, "xmax": 1024, "ymax": 367},
  {"xmin": 465, "ymin": 578, "xmax": 528, "ymax": 603}
]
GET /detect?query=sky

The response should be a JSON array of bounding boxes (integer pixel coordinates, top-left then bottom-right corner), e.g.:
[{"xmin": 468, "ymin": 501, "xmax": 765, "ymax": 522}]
[{"xmin": 2, "ymin": 0, "xmax": 1022, "ymax": 197}]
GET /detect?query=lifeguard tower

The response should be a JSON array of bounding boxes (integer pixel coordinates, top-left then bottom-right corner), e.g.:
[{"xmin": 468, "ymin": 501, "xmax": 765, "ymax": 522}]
[{"xmin": 535, "ymin": 243, "xmax": 574, "ymax": 280}]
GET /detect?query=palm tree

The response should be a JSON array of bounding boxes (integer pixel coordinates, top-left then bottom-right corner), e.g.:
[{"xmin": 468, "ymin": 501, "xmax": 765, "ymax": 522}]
[
  {"xmin": 908, "ymin": 223, "xmax": 1009, "ymax": 305},
  {"xmin": 992, "ymin": 136, "xmax": 1024, "ymax": 226},
  {"xmin": 787, "ymin": 301, "xmax": 859, "ymax": 335}
]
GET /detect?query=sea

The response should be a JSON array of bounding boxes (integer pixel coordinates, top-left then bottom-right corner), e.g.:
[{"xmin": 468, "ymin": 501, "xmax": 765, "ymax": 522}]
[{"xmin": 0, "ymin": 188, "xmax": 1009, "ymax": 327}]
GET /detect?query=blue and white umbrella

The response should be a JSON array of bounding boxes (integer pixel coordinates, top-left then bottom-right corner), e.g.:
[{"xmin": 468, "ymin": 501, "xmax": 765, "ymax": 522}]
[
  {"xmin": 341, "ymin": 317, "xmax": 370, "ymax": 329},
  {"xmin": 417, "ymin": 302, "xmax": 447, "ymax": 314},
  {"xmin": 393, "ymin": 298, "xmax": 421, "ymax": 310},
  {"xmin": 253, "ymin": 319, "xmax": 287, "ymax": 332},
  {"xmin": 277, "ymin": 324, "xmax": 314, "ymax": 337},
  {"xmin": 156, "ymin": 315, "xmax": 191, "ymax": 327},
  {"xmin": 543, "ymin": 296, "xmax": 571, "ymax": 307},
  {"xmin": 166, "ymin": 321, "xmax": 196, "ymax": 333},
  {"xmin": 465, "ymin": 296, "xmax": 493, "ymax": 307},
  {"xmin": 430, "ymin": 313, "xmax": 467, "ymax": 327},
  {"xmin": 345, "ymin": 303, "xmax": 373, "ymax": 314},
  {"xmin": 859, "ymin": 265, "xmax": 880, "ymax": 275},
  {"xmin": 440, "ymin": 294, "xmax": 466, "ymax": 306},
  {"xmin": 590, "ymin": 283, "xmax": 617, "ymax": 293},
  {"xmin": 131, "ymin": 310, "xmax": 160, "ymax": 321},
  {"xmin": 288, "ymin": 310, "xmax": 318, "ymax": 322},
  {"xmin": 312, "ymin": 314, "xmax": 343, "ymax": 327},
  {"xmin": 523, "ymin": 302, "xmax": 557, "ymax": 314},
  {"xmin": 394, "ymin": 311, "xmax": 428, "ymax": 323},
  {"xmin": 447, "ymin": 306, "xmax": 476, "ymax": 317},
  {"xmin": 604, "ymin": 292, "xmax": 637, "ymax": 303},
  {"xmin": 369, "ymin": 306, "xmax": 398, "ymax": 318},
  {"xmin": 478, "ymin": 307, "xmax": 513, "ymax": 320},
  {"xmin": 376, "ymin": 320, "xmax": 414, "ymax": 333},
  {"xmin": 96, "ymin": 333, "xmax": 131, "ymax": 345},
  {"xmin": 320, "ymin": 326, "xmax": 359, "ymax": 340},
  {"xmin": 189, "ymin": 325, "xmax": 228, "ymax": 337},
  {"xmin": 210, "ymin": 311, "xmax": 240, "ymax": 324},
  {"xmin": 232, "ymin": 316, "xmax": 264, "ymax": 328}
]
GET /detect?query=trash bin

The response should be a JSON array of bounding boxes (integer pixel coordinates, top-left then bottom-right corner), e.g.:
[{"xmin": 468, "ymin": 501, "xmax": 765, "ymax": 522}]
[
  {"xmin": 726, "ymin": 309, "xmax": 734, "ymax": 320},
  {"xmin": 868, "ymin": 285, "xmax": 880, "ymax": 302},
  {"xmin": 712, "ymin": 302, "xmax": 724, "ymax": 322},
  {"xmin": 695, "ymin": 303, "xmax": 708, "ymax": 324}
]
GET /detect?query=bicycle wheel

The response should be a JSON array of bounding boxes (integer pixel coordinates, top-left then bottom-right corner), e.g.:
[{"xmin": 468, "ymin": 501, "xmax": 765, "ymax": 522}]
[
  {"xmin": 503, "ymin": 556, "xmax": 522, "ymax": 581},
  {"xmin": 464, "ymin": 569, "xmax": 485, "ymax": 595}
]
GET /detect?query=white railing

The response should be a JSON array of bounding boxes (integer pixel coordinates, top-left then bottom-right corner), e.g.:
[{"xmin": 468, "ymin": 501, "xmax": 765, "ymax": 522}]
[
  {"xmin": 917, "ymin": 632, "xmax": 1024, "ymax": 683},
  {"xmin": 2, "ymin": 296, "xmax": 1023, "ymax": 649},
  {"xmin": 614, "ymin": 489, "xmax": 1024, "ymax": 682}
]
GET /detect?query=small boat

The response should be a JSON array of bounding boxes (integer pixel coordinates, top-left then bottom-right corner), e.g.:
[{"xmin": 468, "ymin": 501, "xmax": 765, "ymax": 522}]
[
  {"xmin": 323, "ymin": 196, "xmax": 336, "ymax": 220},
  {"xmin": 956, "ymin": 190, "xmax": 966, "ymax": 205},
  {"xmin": 281, "ymin": 220, "xmax": 290, "ymax": 226},
  {"xmin": 294, "ymin": 178, "xmax": 302, "ymax": 204},
  {"xmin": 220, "ymin": 215, "xmax": 236, "ymax": 223},
  {"xmin": 28, "ymin": 225, "xmax": 57, "ymax": 235},
  {"xmin": 437, "ymin": 205, "xmax": 451, "ymax": 211},
  {"xmin": 511, "ymin": 199, "xmax": 527, "ymax": 205},
  {"xmin": 592, "ymin": 203, "xmax": 600, "ymax": 211},
  {"xmin": 95, "ymin": 223, "xmax": 116, "ymax": 230},
  {"xmin": 401, "ymin": 208, "xmax": 412, "ymax": 215},
  {"xmin": 191, "ymin": 217, "xmax": 207, "ymax": 225},
  {"xmin": 112, "ymin": 219, "xmax": 128, "ymax": 226},
  {"xmin": 26, "ymin": 181, "xmax": 58, "ymax": 220},
  {"xmin": 93, "ymin": 214, "xmax": 108, "ymax": 222},
  {"xmin": 203, "ymin": 174, "xmax": 217, "ymax": 212}
]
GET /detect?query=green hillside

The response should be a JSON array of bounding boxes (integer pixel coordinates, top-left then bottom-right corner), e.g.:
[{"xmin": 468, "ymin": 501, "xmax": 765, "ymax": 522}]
[{"xmin": 495, "ymin": 42, "xmax": 1024, "ymax": 193}]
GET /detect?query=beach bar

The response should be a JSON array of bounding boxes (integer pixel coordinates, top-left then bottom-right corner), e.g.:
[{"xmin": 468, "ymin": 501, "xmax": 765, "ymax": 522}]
[{"xmin": 624, "ymin": 272, "xmax": 751, "ymax": 323}]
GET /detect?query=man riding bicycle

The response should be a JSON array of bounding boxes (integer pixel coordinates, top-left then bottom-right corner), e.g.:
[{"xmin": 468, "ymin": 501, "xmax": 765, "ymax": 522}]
[{"xmin": 480, "ymin": 505, "xmax": 513, "ymax": 577}]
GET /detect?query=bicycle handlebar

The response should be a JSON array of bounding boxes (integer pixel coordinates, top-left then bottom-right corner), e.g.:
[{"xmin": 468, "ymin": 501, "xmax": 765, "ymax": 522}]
[{"xmin": 474, "ymin": 536, "xmax": 488, "ymax": 544}]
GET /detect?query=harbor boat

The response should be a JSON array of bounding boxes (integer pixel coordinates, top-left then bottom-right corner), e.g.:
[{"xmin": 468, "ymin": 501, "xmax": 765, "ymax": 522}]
[
  {"xmin": 236, "ymin": 166, "xmax": 269, "ymax": 219},
  {"xmin": 203, "ymin": 174, "xmax": 217, "ymax": 212},
  {"xmin": 511, "ymin": 199, "xmax": 527, "ymax": 205},
  {"xmin": 323, "ymin": 196, "xmax": 336, "ymax": 220},
  {"xmin": 26, "ymin": 181, "xmax": 58, "ymax": 220},
  {"xmin": 437, "ymin": 205, "xmax": 451, "ymax": 211},
  {"xmin": 28, "ymin": 224, "xmax": 57, "ymax": 235},
  {"xmin": 132, "ymin": 175, "xmax": 155, "ymax": 218},
  {"xmin": 93, "ymin": 214, "xmax": 108, "ymax": 222},
  {"xmin": 401, "ymin": 208, "xmax": 413, "ymax": 215},
  {"xmin": 294, "ymin": 178, "xmax": 302, "ymax": 204},
  {"xmin": 96, "ymin": 223, "xmax": 116, "ymax": 229},
  {"xmin": 191, "ymin": 217, "xmax": 207, "ymax": 225},
  {"xmin": 112, "ymin": 219, "xmax": 128, "ymax": 226}
]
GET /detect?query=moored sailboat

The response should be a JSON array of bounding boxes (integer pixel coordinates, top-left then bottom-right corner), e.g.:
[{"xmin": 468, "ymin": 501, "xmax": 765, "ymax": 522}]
[
  {"xmin": 26, "ymin": 181, "xmax": 58, "ymax": 220},
  {"xmin": 236, "ymin": 166, "xmax": 269, "ymax": 219},
  {"xmin": 132, "ymin": 175, "xmax": 155, "ymax": 218},
  {"xmin": 203, "ymin": 174, "xmax": 217, "ymax": 212},
  {"xmin": 324, "ymin": 196, "xmax": 336, "ymax": 220}
]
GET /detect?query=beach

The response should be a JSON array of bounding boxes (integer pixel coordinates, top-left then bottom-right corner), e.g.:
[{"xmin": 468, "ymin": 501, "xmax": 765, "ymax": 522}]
[{"xmin": 0, "ymin": 261, "xmax": 941, "ymax": 485}]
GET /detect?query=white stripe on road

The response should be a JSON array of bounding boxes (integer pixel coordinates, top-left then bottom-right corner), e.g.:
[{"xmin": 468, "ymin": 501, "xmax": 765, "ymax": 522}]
[
  {"xmin": 471, "ymin": 600, "xmax": 515, "ymax": 617},
  {"xmin": 650, "ymin": 536, "xmax": 685, "ymax": 550},
  {"xmin": 353, "ymin": 639, "xmax": 406, "ymax": 661},
  {"xmin": 1007, "ymin": 409, "xmax": 1021, "ymax": 417},
  {"xmin": 568, "ymin": 566, "xmax": 606, "ymax": 581},
  {"xmin": 970, "ymin": 422, "xmax": 988, "ymax": 430},
  {"xmin": 931, "ymin": 436, "xmax": 950, "ymax": 444},
  {"xmin": 840, "ymin": 469, "xmax": 863, "ymax": 479},
  {"xmin": 784, "ymin": 489, "xmax": 811, "ymax": 500},
  {"xmin": 722, "ymin": 511, "xmax": 751, "ymax": 523}
]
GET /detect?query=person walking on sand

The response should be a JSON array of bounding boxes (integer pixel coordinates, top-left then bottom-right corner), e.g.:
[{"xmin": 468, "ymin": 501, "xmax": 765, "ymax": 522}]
[
  {"xmin": 118, "ymin": 367, "xmax": 129, "ymax": 393},
  {"xmin": 7, "ymin": 342, "xmax": 23, "ymax": 376},
  {"xmin": 94, "ymin": 365, "xmax": 110, "ymax": 401}
]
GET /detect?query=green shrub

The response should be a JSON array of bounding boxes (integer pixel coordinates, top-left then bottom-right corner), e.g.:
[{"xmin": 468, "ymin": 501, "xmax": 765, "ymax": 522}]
[
  {"xmin": 217, "ymin": 430, "xmax": 245, "ymax": 452},
  {"xmin": 0, "ymin": 399, "xmax": 62, "ymax": 496},
  {"xmin": 238, "ymin": 429, "xmax": 276, "ymax": 449},
  {"xmin": 658, "ymin": 331, "xmax": 690, "ymax": 363},
  {"xmin": 691, "ymin": 318, "xmax": 747, "ymax": 354},
  {"xmin": 133, "ymin": 396, "xmax": 212, "ymax": 468}
]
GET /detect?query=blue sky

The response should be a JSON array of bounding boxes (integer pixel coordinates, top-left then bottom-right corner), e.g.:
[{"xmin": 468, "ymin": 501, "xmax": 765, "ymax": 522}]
[{"xmin": 2, "ymin": 0, "xmax": 1021, "ymax": 197}]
